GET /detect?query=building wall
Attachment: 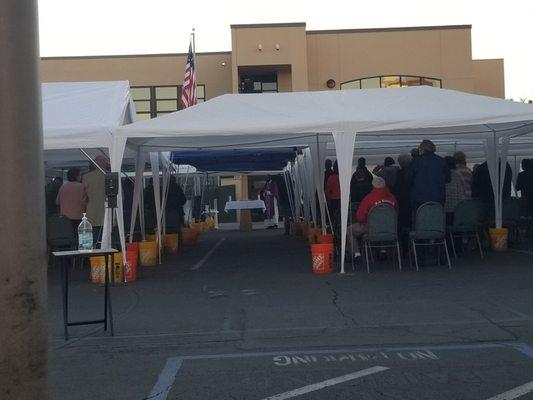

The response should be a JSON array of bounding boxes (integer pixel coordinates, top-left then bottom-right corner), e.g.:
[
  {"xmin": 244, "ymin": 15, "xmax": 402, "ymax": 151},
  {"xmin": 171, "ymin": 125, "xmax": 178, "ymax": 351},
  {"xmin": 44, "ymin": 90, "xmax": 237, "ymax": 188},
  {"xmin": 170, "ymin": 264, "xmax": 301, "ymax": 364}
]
[
  {"xmin": 41, "ymin": 52, "xmax": 233, "ymax": 100},
  {"xmin": 40, "ymin": 24, "xmax": 505, "ymax": 100},
  {"xmin": 230, "ymin": 23, "xmax": 308, "ymax": 92},
  {"xmin": 473, "ymin": 59, "xmax": 505, "ymax": 98},
  {"xmin": 307, "ymin": 26, "xmax": 475, "ymax": 93}
]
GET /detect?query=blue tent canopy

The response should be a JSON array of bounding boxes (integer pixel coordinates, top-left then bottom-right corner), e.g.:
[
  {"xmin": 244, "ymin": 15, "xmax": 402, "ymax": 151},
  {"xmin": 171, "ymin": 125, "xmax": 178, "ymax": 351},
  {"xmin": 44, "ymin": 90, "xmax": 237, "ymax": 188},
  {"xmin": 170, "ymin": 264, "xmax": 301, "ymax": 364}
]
[{"xmin": 170, "ymin": 148, "xmax": 297, "ymax": 172}]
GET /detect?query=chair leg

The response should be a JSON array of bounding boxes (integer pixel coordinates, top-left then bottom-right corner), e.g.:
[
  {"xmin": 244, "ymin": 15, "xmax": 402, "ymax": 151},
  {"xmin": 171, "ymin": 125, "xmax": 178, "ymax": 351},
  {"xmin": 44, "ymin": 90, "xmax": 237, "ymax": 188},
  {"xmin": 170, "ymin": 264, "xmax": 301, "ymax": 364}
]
[
  {"xmin": 396, "ymin": 241, "xmax": 402, "ymax": 272},
  {"xmin": 443, "ymin": 240, "xmax": 452, "ymax": 269},
  {"xmin": 449, "ymin": 232, "xmax": 457, "ymax": 259},
  {"xmin": 412, "ymin": 239, "xmax": 419, "ymax": 271},
  {"xmin": 365, "ymin": 241, "xmax": 370, "ymax": 274},
  {"xmin": 476, "ymin": 231, "xmax": 484, "ymax": 259}
]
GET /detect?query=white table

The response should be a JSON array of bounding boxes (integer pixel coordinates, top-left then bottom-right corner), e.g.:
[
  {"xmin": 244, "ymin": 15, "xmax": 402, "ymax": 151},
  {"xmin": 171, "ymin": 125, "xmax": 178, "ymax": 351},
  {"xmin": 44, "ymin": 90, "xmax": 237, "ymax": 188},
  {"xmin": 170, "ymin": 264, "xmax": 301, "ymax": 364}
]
[{"xmin": 224, "ymin": 199, "xmax": 266, "ymax": 212}]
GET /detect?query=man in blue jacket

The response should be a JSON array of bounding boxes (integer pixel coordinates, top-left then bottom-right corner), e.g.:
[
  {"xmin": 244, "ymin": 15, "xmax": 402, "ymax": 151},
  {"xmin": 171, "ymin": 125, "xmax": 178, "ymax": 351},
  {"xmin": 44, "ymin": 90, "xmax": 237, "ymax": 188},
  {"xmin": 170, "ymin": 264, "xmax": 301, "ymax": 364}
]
[{"xmin": 407, "ymin": 140, "xmax": 451, "ymax": 211}]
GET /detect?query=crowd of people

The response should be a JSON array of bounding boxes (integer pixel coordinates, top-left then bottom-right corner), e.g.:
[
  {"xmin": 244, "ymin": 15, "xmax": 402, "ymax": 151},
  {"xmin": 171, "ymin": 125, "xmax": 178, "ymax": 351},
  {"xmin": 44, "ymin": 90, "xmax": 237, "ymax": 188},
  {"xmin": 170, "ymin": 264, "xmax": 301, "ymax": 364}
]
[
  {"xmin": 46, "ymin": 156, "xmax": 109, "ymax": 244},
  {"xmin": 325, "ymin": 139, "xmax": 533, "ymax": 263},
  {"xmin": 46, "ymin": 156, "xmax": 187, "ymax": 246}
]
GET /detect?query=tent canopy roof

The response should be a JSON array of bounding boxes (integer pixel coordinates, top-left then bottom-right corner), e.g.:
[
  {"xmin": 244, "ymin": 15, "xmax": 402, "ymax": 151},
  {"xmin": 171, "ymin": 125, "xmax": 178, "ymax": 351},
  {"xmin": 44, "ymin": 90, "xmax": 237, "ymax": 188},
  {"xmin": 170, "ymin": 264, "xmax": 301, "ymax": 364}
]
[
  {"xmin": 117, "ymin": 86, "xmax": 533, "ymax": 152},
  {"xmin": 43, "ymin": 80, "xmax": 135, "ymax": 151}
]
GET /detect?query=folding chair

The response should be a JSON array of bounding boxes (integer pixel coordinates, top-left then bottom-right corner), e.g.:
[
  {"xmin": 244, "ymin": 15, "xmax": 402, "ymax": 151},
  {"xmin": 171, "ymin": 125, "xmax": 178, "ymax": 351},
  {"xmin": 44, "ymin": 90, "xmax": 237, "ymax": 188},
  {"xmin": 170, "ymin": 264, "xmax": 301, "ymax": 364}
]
[
  {"xmin": 410, "ymin": 202, "xmax": 451, "ymax": 270},
  {"xmin": 362, "ymin": 203, "xmax": 402, "ymax": 273},
  {"xmin": 448, "ymin": 200, "xmax": 484, "ymax": 258}
]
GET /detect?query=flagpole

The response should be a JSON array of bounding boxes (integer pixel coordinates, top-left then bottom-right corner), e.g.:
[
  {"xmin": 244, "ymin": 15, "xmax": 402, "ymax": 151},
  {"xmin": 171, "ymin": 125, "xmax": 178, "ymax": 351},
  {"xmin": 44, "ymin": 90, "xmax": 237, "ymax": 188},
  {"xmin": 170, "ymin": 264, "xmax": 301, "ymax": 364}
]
[{"xmin": 192, "ymin": 27, "xmax": 196, "ymax": 78}]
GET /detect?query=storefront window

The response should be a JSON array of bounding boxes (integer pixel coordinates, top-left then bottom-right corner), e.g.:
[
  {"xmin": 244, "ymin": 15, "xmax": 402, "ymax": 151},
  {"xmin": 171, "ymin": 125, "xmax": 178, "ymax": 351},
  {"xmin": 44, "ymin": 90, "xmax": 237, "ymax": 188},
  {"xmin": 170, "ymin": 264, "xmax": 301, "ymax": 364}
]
[{"xmin": 341, "ymin": 75, "xmax": 442, "ymax": 91}]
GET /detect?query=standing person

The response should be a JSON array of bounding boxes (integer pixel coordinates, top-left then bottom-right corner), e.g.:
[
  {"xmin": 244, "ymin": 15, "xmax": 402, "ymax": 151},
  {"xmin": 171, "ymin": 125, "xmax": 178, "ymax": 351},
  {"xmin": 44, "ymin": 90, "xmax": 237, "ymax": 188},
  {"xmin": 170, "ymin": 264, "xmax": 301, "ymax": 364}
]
[
  {"xmin": 394, "ymin": 153, "xmax": 412, "ymax": 255},
  {"xmin": 346, "ymin": 176, "xmax": 397, "ymax": 263},
  {"xmin": 453, "ymin": 151, "xmax": 472, "ymax": 199},
  {"xmin": 472, "ymin": 161, "xmax": 513, "ymax": 218},
  {"xmin": 45, "ymin": 177, "xmax": 63, "ymax": 215},
  {"xmin": 143, "ymin": 178, "xmax": 157, "ymax": 232},
  {"xmin": 373, "ymin": 156, "xmax": 400, "ymax": 193},
  {"xmin": 82, "ymin": 155, "xmax": 109, "ymax": 244},
  {"xmin": 324, "ymin": 159, "xmax": 334, "ymax": 193},
  {"xmin": 166, "ymin": 176, "xmax": 187, "ymax": 233},
  {"xmin": 444, "ymin": 156, "xmax": 467, "ymax": 225},
  {"xmin": 407, "ymin": 139, "xmax": 450, "ymax": 211},
  {"xmin": 56, "ymin": 167, "xmax": 86, "ymax": 230},
  {"xmin": 261, "ymin": 175, "xmax": 280, "ymax": 229},
  {"xmin": 350, "ymin": 157, "xmax": 373, "ymax": 203},
  {"xmin": 326, "ymin": 161, "xmax": 341, "ymax": 234},
  {"xmin": 516, "ymin": 159, "xmax": 533, "ymax": 200}
]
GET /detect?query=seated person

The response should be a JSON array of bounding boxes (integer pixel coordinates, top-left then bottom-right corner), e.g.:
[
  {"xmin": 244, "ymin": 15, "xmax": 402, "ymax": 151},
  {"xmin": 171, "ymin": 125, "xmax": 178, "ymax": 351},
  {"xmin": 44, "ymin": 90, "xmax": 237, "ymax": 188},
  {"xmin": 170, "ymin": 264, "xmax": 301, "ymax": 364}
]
[{"xmin": 347, "ymin": 176, "xmax": 398, "ymax": 262}]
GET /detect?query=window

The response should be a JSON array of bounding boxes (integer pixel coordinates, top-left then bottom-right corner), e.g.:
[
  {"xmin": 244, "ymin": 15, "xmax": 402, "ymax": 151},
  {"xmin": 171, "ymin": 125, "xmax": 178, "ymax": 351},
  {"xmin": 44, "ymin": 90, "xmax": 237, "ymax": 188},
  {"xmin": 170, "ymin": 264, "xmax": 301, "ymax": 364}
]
[
  {"xmin": 131, "ymin": 84, "xmax": 206, "ymax": 119},
  {"xmin": 340, "ymin": 75, "xmax": 442, "ymax": 91},
  {"xmin": 360, "ymin": 77, "xmax": 381, "ymax": 89}
]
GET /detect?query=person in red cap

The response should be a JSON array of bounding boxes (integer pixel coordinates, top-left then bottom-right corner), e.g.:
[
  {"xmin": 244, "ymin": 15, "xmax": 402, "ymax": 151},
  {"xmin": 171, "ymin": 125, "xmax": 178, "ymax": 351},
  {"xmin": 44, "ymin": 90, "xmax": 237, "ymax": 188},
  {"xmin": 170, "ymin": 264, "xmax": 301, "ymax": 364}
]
[{"xmin": 347, "ymin": 175, "xmax": 398, "ymax": 263}]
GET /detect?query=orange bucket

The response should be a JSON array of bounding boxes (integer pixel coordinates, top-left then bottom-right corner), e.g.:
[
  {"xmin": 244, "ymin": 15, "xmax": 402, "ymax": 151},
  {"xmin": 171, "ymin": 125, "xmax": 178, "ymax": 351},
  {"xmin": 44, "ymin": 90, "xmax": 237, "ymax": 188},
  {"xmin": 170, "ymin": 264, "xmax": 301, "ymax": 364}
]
[
  {"xmin": 139, "ymin": 240, "xmax": 157, "ymax": 267},
  {"xmin": 125, "ymin": 242, "xmax": 139, "ymax": 282},
  {"xmin": 90, "ymin": 256, "xmax": 106, "ymax": 284},
  {"xmin": 317, "ymin": 233, "xmax": 334, "ymax": 244},
  {"xmin": 181, "ymin": 227, "xmax": 199, "ymax": 246},
  {"xmin": 164, "ymin": 233, "xmax": 179, "ymax": 254},
  {"xmin": 307, "ymin": 227, "xmax": 319, "ymax": 244},
  {"xmin": 89, "ymin": 253, "xmax": 123, "ymax": 284},
  {"xmin": 311, "ymin": 243, "xmax": 334, "ymax": 274},
  {"xmin": 489, "ymin": 228, "xmax": 508, "ymax": 252}
]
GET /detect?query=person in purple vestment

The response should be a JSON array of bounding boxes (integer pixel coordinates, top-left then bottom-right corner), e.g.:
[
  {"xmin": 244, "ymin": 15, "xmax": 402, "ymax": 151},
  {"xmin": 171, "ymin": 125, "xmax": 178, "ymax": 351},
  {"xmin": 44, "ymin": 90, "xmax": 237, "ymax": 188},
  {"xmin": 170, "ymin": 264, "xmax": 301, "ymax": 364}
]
[{"xmin": 261, "ymin": 175, "xmax": 280, "ymax": 229}]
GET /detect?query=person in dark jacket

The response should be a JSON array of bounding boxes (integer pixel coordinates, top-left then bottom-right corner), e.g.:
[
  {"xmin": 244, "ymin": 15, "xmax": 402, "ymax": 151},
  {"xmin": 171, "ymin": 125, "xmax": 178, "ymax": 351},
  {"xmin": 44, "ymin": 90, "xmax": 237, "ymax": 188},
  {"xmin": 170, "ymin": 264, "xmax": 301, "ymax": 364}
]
[
  {"xmin": 350, "ymin": 157, "xmax": 373, "ymax": 203},
  {"xmin": 472, "ymin": 160, "xmax": 512, "ymax": 218},
  {"xmin": 324, "ymin": 159, "xmax": 334, "ymax": 193},
  {"xmin": 516, "ymin": 159, "xmax": 533, "ymax": 200},
  {"xmin": 407, "ymin": 139, "xmax": 450, "ymax": 211},
  {"xmin": 166, "ymin": 176, "xmax": 187, "ymax": 233},
  {"xmin": 143, "ymin": 178, "xmax": 157, "ymax": 231},
  {"xmin": 45, "ymin": 177, "xmax": 63, "ymax": 215}
]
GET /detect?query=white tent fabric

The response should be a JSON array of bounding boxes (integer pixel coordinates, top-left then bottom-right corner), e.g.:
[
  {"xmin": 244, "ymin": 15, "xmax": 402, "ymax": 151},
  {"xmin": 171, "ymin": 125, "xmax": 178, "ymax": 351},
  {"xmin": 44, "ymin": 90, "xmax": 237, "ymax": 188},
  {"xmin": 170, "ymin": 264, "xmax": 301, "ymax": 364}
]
[
  {"xmin": 116, "ymin": 86, "xmax": 533, "ymax": 273},
  {"xmin": 43, "ymin": 81, "xmax": 135, "ymax": 152},
  {"xmin": 43, "ymin": 81, "xmax": 136, "ymax": 258}
]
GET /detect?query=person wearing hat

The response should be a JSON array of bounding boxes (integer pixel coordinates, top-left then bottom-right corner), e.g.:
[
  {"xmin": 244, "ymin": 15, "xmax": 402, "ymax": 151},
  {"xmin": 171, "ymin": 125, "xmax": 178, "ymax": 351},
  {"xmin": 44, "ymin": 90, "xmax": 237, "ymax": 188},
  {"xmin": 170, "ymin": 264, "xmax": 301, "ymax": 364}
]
[
  {"xmin": 82, "ymin": 155, "xmax": 110, "ymax": 245},
  {"xmin": 347, "ymin": 176, "xmax": 398, "ymax": 263}
]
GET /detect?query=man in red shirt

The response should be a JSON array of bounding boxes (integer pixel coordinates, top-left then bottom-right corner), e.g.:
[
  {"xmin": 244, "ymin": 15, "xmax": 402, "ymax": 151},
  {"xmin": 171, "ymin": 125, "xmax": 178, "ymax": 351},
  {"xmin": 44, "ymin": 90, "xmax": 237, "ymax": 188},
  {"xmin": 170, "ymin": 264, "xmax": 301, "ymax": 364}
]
[{"xmin": 347, "ymin": 176, "xmax": 398, "ymax": 262}]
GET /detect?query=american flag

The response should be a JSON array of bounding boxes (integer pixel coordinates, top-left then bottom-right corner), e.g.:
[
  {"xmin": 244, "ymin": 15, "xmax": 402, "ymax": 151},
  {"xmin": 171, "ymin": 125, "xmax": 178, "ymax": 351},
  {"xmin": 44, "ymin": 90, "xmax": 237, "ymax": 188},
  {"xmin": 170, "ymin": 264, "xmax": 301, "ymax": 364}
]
[{"xmin": 179, "ymin": 42, "xmax": 197, "ymax": 109}]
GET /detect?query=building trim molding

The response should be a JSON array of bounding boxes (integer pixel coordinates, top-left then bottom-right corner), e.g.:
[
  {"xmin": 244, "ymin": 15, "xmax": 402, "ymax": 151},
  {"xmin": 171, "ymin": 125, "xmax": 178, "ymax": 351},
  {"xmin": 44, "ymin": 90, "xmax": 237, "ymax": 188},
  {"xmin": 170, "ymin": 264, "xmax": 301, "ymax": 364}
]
[{"xmin": 307, "ymin": 24, "xmax": 472, "ymax": 35}]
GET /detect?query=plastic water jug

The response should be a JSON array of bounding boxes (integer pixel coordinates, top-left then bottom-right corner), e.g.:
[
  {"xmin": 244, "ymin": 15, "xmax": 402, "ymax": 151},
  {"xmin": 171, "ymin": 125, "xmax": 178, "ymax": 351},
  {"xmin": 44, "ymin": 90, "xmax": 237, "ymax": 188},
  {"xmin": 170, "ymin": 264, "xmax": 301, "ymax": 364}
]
[{"xmin": 78, "ymin": 213, "xmax": 93, "ymax": 251}]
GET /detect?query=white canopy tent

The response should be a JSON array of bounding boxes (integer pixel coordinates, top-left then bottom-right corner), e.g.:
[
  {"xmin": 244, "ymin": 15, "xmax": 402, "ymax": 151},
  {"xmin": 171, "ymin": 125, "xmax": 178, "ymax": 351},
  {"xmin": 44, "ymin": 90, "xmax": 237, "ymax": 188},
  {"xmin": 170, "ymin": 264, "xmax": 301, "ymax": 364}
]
[
  {"xmin": 43, "ymin": 81, "xmax": 137, "ymax": 255},
  {"xmin": 115, "ymin": 86, "xmax": 533, "ymax": 273}
]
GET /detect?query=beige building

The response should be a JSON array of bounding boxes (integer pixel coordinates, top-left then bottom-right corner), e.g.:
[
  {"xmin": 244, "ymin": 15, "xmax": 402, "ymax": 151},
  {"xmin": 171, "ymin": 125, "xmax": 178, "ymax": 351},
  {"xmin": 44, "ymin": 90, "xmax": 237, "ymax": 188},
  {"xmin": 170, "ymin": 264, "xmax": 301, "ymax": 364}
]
[{"xmin": 42, "ymin": 22, "xmax": 504, "ymax": 121}]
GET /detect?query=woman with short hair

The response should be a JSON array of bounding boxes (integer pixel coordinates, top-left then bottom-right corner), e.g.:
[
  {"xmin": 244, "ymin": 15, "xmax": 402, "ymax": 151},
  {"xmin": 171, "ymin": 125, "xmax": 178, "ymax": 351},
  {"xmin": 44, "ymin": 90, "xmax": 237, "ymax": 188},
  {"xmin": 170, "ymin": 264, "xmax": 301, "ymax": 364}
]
[{"xmin": 56, "ymin": 167, "xmax": 87, "ymax": 229}]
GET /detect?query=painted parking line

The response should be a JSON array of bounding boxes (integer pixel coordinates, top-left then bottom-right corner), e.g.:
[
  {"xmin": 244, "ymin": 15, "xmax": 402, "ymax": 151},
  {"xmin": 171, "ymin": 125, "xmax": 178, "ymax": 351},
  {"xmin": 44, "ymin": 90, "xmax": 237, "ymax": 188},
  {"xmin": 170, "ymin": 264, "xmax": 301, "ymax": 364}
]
[
  {"xmin": 486, "ymin": 380, "xmax": 533, "ymax": 400},
  {"xmin": 146, "ymin": 358, "xmax": 183, "ymax": 400},
  {"xmin": 146, "ymin": 342, "xmax": 533, "ymax": 400},
  {"xmin": 191, "ymin": 237, "xmax": 226, "ymax": 270},
  {"xmin": 260, "ymin": 366, "xmax": 389, "ymax": 400}
]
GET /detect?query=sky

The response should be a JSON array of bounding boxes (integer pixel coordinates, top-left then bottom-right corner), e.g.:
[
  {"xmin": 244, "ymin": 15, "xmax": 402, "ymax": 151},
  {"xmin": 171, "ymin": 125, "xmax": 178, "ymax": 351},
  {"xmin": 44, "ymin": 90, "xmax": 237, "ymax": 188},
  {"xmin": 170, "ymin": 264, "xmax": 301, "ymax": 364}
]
[{"xmin": 38, "ymin": 0, "xmax": 532, "ymax": 101}]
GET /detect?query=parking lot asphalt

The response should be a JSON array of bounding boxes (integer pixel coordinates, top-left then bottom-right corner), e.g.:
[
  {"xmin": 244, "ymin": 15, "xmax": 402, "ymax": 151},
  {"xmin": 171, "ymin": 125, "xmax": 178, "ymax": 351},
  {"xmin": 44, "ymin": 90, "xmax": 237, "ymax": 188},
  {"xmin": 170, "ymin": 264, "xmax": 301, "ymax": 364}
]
[{"xmin": 47, "ymin": 229, "xmax": 533, "ymax": 399}]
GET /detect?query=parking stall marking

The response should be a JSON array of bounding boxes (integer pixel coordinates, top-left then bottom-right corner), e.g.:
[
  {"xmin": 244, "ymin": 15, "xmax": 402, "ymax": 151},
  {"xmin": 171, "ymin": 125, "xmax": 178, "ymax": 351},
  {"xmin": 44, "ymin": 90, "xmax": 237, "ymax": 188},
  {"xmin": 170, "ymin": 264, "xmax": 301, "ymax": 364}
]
[
  {"xmin": 147, "ymin": 342, "xmax": 533, "ymax": 400},
  {"xmin": 260, "ymin": 366, "xmax": 390, "ymax": 400},
  {"xmin": 486, "ymin": 380, "xmax": 533, "ymax": 400}
]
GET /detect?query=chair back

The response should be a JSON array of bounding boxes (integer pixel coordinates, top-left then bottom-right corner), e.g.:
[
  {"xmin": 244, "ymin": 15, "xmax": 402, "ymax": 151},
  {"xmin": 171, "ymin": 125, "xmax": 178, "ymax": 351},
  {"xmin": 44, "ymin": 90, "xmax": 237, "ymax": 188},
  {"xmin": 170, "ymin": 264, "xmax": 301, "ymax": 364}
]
[
  {"xmin": 414, "ymin": 202, "xmax": 445, "ymax": 240},
  {"xmin": 367, "ymin": 203, "xmax": 398, "ymax": 242},
  {"xmin": 453, "ymin": 200, "xmax": 481, "ymax": 230},
  {"xmin": 47, "ymin": 214, "xmax": 76, "ymax": 249}
]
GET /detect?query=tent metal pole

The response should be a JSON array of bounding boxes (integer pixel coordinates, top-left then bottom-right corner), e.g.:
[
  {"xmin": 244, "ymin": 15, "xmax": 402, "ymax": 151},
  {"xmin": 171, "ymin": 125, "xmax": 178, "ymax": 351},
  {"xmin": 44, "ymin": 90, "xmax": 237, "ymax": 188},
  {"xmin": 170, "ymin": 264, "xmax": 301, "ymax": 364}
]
[{"xmin": 79, "ymin": 148, "xmax": 106, "ymax": 174}]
